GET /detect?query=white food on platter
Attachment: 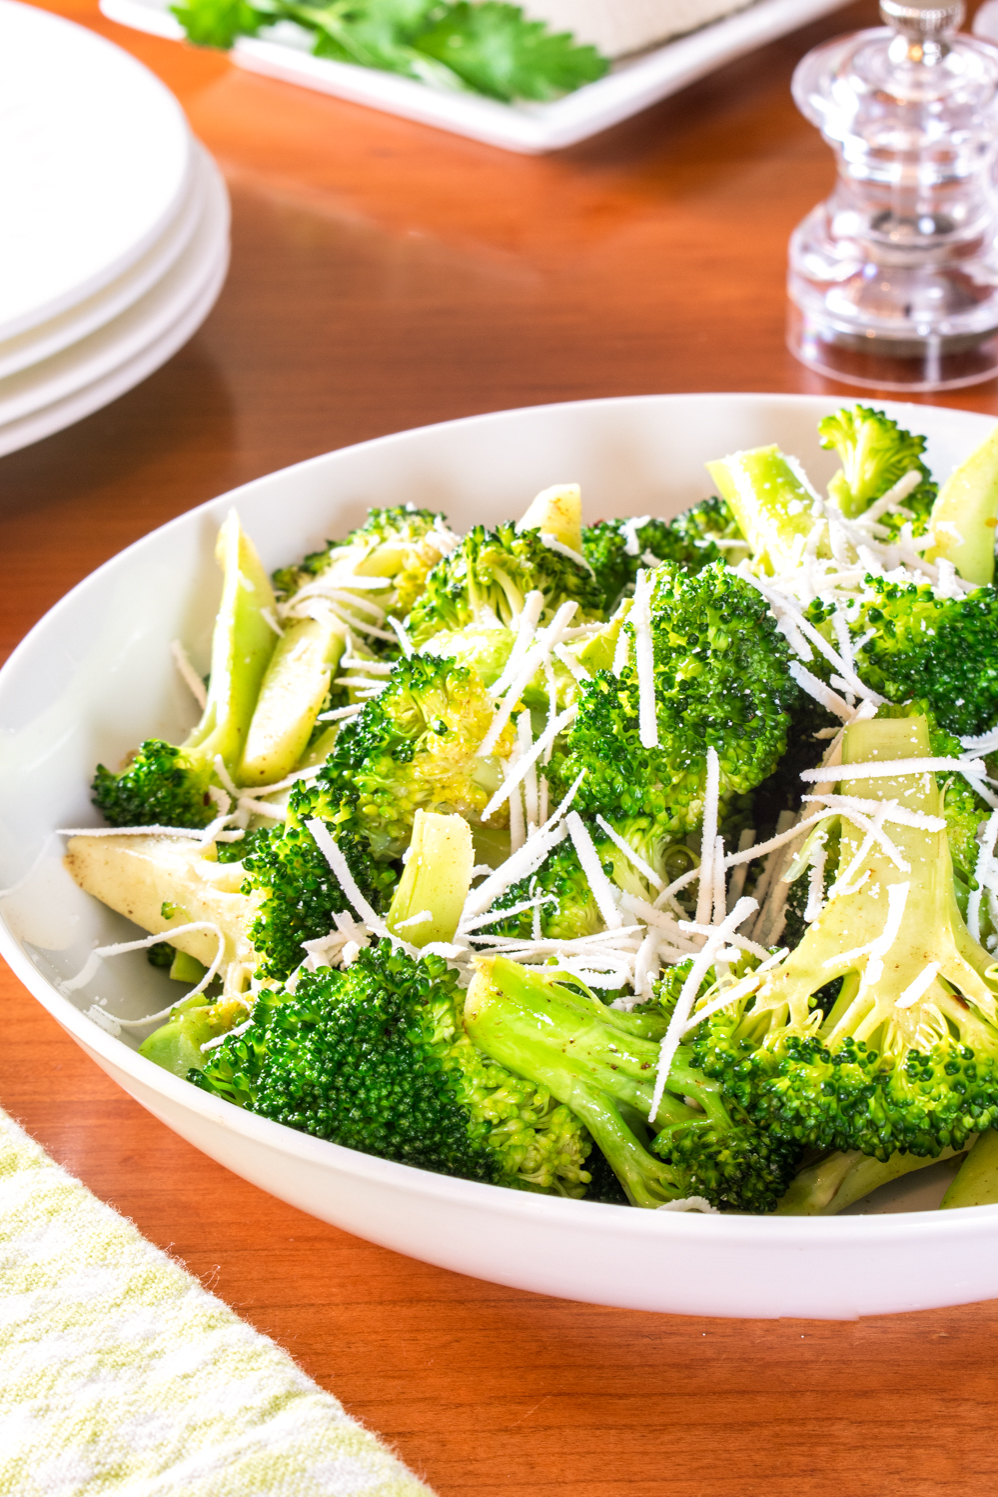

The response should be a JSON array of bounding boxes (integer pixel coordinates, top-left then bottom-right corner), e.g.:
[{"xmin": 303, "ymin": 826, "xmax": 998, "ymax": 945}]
[
  {"xmin": 3, "ymin": 393, "xmax": 998, "ymax": 1320},
  {"xmin": 522, "ymin": 0, "xmax": 756, "ymax": 58}
]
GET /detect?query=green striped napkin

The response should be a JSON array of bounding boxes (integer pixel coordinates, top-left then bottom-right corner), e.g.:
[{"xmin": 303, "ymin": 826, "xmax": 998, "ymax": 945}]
[{"xmin": 0, "ymin": 1105, "xmax": 435, "ymax": 1497}]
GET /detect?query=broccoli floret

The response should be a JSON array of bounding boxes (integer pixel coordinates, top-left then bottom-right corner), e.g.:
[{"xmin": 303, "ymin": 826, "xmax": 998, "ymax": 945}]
[
  {"xmin": 407, "ymin": 521, "xmax": 604, "ymax": 647},
  {"xmin": 243, "ymin": 654, "xmax": 511, "ymax": 978},
  {"xmin": 92, "ymin": 513, "xmax": 278, "ymax": 828},
  {"xmin": 819, "ymin": 404, "xmax": 936, "ymax": 532},
  {"xmin": 487, "ymin": 815, "xmax": 696, "ymax": 943},
  {"xmin": 465, "ymin": 956, "xmax": 799, "ymax": 1210},
  {"xmin": 692, "ymin": 714, "xmax": 998, "ymax": 1160},
  {"xmin": 551, "ymin": 561, "xmax": 799, "ymax": 840},
  {"xmin": 810, "ymin": 577, "xmax": 998, "ymax": 739},
  {"xmin": 195, "ymin": 943, "xmax": 592, "ymax": 1197},
  {"xmin": 670, "ymin": 494, "xmax": 747, "ymax": 553},
  {"xmin": 581, "ymin": 515, "xmax": 724, "ymax": 615},
  {"xmin": 272, "ymin": 503, "xmax": 453, "ymax": 628}
]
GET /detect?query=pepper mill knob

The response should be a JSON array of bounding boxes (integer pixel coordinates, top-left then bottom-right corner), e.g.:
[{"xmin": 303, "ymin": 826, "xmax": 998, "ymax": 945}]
[{"xmin": 787, "ymin": 0, "xmax": 998, "ymax": 390}]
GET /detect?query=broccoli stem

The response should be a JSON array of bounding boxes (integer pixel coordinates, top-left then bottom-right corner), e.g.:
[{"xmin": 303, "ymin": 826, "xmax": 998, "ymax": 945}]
[
  {"xmin": 239, "ymin": 614, "xmax": 349, "ymax": 785},
  {"xmin": 927, "ymin": 423, "xmax": 998, "ymax": 585},
  {"xmin": 516, "ymin": 483, "xmax": 583, "ymax": 555},
  {"xmin": 705, "ymin": 445, "xmax": 827, "ymax": 573},
  {"xmin": 386, "ymin": 810, "xmax": 473, "ymax": 948},
  {"xmin": 776, "ymin": 1143, "xmax": 969, "ymax": 1215},
  {"xmin": 186, "ymin": 510, "xmax": 278, "ymax": 775},
  {"xmin": 464, "ymin": 956, "xmax": 706, "ymax": 1208},
  {"xmin": 940, "ymin": 1128, "xmax": 998, "ymax": 1208}
]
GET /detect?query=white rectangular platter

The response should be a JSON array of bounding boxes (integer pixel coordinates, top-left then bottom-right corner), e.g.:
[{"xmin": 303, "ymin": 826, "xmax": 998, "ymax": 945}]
[{"xmin": 100, "ymin": 0, "xmax": 853, "ymax": 153}]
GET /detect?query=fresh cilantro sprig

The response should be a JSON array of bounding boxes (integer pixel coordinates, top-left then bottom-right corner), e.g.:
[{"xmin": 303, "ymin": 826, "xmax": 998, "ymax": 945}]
[{"xmin": 170, "ymin": 0, "xmax": 609, "ymax": 102}]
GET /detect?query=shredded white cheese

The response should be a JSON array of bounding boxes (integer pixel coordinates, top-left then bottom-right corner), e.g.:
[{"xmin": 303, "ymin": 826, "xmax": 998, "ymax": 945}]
[
  {"xmin": 566, "ymin": 812, "xmax": 623, "ymax": 930},
  {"xmin": 170, "ymin": 640, "xmax": 208, "ymax": 711}
]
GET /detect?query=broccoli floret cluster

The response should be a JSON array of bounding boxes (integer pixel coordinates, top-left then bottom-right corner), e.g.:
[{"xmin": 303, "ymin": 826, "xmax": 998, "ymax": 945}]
[
  {"xmin": 92, "ymin": 740, "xmax": 217, "ymax": 829},
  {"xmin": 465, "ymin": 956, "xmax": 799, "ymax": 1211},
  {"xmin": 407, "ymin": 521, "xmax": 604, "ymax": 646},
  {"xmin": 581, "ymin": 514, "xmax": 724, "ymax": 615},
  {"xmin": 809, "ymin": 577, "xmax": 998, "ymax": 739},
  {"xmin": 272, "ymin": 503, "xmax": 450, "ymax": 623},
  {"xmin": 692, "ymin": 716, "xmax": 998, "ymax": 1161},
  {"xmin": 196, "ymin": 943, "xmax": 593, "ymax": 1196},
  {"xmin": 552, "ymin": 561, "xmax": 799, "ymax": 838},
  {"xmin": 819, "ymin": 404, "xmax": 937, "ymax": 536},
  {"xmin": 243, "ymin": 653, "xmax": 510, "ymax": 978}
]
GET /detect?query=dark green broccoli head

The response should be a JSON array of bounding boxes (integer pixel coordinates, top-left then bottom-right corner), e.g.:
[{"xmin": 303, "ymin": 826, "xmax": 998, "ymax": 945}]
[
  {"xmin": 407, "ymin": 521, "xmax": 604, "ymax": 647},
  {"xmin": 581, "ymin": 515, "xmax": 724, "ymax": 615},
  {"xmin": 243, "ymin": 786, "xmax": 395, "ymax": 983},
  {"xmin": 196, "ymin": 943, "xmax": 592, "ymax": 1196},
  {"xmin": 91, "ymin": 740, "xmax": 216, "ymax": 829},
  {"xmin": 551, "ymin": 561, "xmax": 799, "ymax": 838},
  {"xmin": 809, "ymin": 577, "xmax": 998, "ymax": 739},
  {"xmin": 819, "ymin": 405, "xmax": 936, "ymax": 534},
  {"xmin": 669, "ymin": 494, "xmax": 747, "ymax": 551}
]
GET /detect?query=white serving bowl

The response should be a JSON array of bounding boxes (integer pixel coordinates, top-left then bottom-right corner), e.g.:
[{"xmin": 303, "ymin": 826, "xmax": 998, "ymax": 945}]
[{"xmin": 4, "ymin": 392, "xmax": 998, "ymax": 1320}]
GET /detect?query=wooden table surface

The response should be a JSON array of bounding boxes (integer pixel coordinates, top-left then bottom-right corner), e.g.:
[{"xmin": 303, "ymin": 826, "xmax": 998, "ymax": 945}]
[{"xmin": 4, "ymin": 3, "xmax": 998, "ymax": 1492}]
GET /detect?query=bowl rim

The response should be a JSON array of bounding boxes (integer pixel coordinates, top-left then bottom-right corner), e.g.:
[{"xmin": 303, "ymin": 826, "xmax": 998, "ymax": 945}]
[{"xmin": 5, "ymin": 388, "xmax": 998, "ymax": 1243}]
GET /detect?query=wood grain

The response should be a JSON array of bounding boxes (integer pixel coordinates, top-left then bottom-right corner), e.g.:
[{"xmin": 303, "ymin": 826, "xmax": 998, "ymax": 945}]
[{"xmin": 4, "ymin": 3, "xmax": 998, "ymax": 1492}]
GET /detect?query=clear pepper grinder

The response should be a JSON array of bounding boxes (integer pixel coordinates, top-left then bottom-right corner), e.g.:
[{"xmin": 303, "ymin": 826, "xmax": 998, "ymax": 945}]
[{"xmin": 787, "ymin": 0, "xmax": 998, "ymax": 391}]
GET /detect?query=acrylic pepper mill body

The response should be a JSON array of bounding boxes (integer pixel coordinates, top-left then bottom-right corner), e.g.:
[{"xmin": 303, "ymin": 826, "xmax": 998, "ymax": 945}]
[{"xmin": 788, "ymin": 0, "xmax": 998, "ymax": 390}]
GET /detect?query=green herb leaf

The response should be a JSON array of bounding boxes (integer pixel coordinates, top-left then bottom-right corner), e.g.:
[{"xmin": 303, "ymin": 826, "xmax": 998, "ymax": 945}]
[
  {"xmin": 170, "ymin": 0, "xmax": 270, "ymax": 49},
  {"xmin": 413, "ymin": 1, "xmax": 608, "ymax": 102}
]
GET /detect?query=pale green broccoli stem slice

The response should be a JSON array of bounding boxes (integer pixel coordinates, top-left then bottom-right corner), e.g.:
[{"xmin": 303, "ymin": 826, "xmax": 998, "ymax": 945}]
[
  {"xmin": 927, "ymin": 423, "xmax": 998, "ymax": 585},
  {"xmin": 239, "ymin": 614, "xmax": 349, "ymax": 785},
  {"xmin": 941, "ymin": 1128, "xmax": 998, "ymax": 1208},
  {"xmin": 169, "ymin": 949, "xmax": 207, "ymax": 984},
  {"xmin": 516, "ymin": 483, "xmax": 583, "ymax": 554},
  {"xmin": 776, "ymin": 1144, "xmax": 969, "ymax": 1215},
  {"xmin": 705, "ymin": 445, "xmax": 827, "ymax": 574},
  {"xmin": 386, "ymin": 810, "xmax": 474, "ymax": 948},
  {"xmin": 139, "ymin": 992, "xmax": 251, "ymax": 1078},
  {"xmin": 756, "ymin": 716, "xmax": 996, "ymax": 1031},
  {"xmin": 185, "ymin": 509, "xmax": 278, "ymax": 778}
]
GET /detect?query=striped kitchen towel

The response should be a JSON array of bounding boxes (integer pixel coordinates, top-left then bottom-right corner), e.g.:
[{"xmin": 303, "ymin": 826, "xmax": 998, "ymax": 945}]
[{"xmin": 0, "ymin": 1105, "xmax": 434, "ymax": 1497}]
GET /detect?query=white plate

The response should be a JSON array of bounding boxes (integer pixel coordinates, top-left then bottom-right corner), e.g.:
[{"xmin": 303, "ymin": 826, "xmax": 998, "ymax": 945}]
[
  {"xmin": 0, "ymin": 147, "xmax": 229, "ymax": 432},
  {"xmin": 0, "ymin": 160, "xmax": 229, "ymax": 458},
  {"xmin": 100, "ymin": 0, "xmax": 853, "ymax": 154},
  {"xmin": 2, "ymin": 393, "xmax": 997, "ymax": 1320},
  {"xmin": 0, "ymin": 0, "xmax": 193, "ymax": 338},
  {"xmin": 0, "ymin": 136, "xmax": 207, "ymax": 383}
]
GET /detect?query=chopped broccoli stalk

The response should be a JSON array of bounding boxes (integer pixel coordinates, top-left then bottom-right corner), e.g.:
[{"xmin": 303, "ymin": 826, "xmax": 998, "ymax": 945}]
[
  {"xmin": 386, "ymin": 810, "xmax": 473, "ymax": 947},
  {"xmin": 92, "ymin": 512, "xmax": 278, "ymax": 827},
  {"xmin": 64, "ymin": 832, "xmax": 258, "ymax": 974},
  {"xmin": 927, "ymin": 422, "xmax": 998, "ymax": 585},
  {"xmin": 551, "ymin": 561, "xmax": 799, "ymax": 841},
  {"xmin": 693, "ymin": 715, "xmax": 998, "ymax": 1160},
  {"xmin": 775, "ymin": 1142, "xmax": 969, "ymax": 1215},
  {"xmin": 169, "ymin": 949, "xmax": 208, "ymax": 984},
  {"xmin": 818, "ymin": 404, "xmax": 936, "ymax": 527},
  {"xmin": 809, "ymin": 579, "xmax": 998, "ymax": 739},
  {"xmin": 195, "ymin": 943, "xmax": 592, "ymax": 1196},
  {"xmin": 407, "ymin": 521, "xmax": 604, "ymax": 647},
  {"xmin": 581, "ymin": 513, "xmax": 724, "ymax": 615},
  {"xmin": 940, "ymin": 1127, "xmax": 998, "ymax": 1207},
  {"xmin": 516, "ymin": 483, "xmax": 584, "ymax": 554},
  {"xmin": 464, "ymin": 956, "xmax": 799, "ymax": 1210},
  {"xmin": 706, "ymin": 445, "xmax": 826, "ymax": 574},
  {"xmin": 239, "ymin": 614, "xmax": 349, "ymax": 785},
  {"xmin": 139, "ymin": 992, "xmax": 250, "ymax": 1078}
]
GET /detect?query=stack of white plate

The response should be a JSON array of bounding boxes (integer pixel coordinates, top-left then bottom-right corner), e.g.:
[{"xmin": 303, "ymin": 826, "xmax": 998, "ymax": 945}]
[{"xmin": 0, "ymin": 0, "xmax": 229, "ymax": 459}]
